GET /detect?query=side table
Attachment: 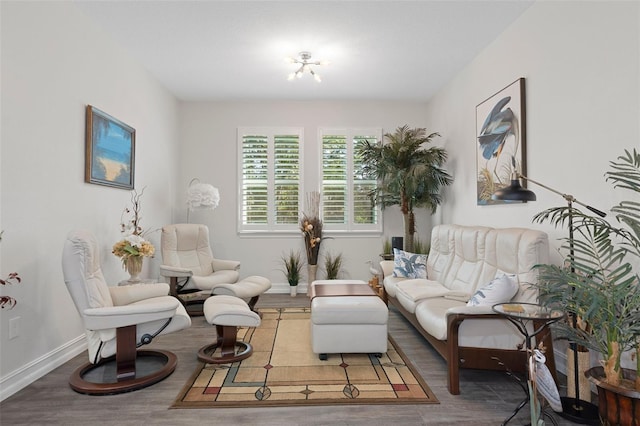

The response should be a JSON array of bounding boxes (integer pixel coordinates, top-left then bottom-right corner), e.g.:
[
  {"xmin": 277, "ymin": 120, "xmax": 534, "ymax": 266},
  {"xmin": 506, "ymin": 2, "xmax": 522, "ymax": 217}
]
[
  {"xmin": 493, "ymin": 302, "xmax": 564, "ymax": 426},
  {"xmin": 118, "ymin": 278, "xmax": 157, "ymax": 286}
]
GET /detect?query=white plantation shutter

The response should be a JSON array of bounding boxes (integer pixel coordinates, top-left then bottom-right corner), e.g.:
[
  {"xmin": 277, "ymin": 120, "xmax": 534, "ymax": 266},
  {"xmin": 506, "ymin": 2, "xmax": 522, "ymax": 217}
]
[
  {"xmin": 274, "ymin": 135, "xmax": 300, "ymax": 224},
  {"xmin": 353, "ymin": 135, "xmax": 378, "ymax": 225},
  {"xmin": 238, "ymin": 128, "xmax": 303, "ymax": 232},
  {"xmin": 241, "ymin": 134, "xmax": 269, "ymax": 225},
  {"xmin": 320, "ymin": 129, "xmax": 381, "ymax": 232},
  {"xmin": 322, "ymin": 134, "xmax": 348, "ymax": 224}
]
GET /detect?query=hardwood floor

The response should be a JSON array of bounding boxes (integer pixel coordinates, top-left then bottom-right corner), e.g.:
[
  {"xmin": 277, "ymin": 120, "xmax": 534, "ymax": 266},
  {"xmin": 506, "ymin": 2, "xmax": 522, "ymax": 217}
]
[{"xmin": 0, "ymin": 294, "xmax": 583, "ymax": 425}]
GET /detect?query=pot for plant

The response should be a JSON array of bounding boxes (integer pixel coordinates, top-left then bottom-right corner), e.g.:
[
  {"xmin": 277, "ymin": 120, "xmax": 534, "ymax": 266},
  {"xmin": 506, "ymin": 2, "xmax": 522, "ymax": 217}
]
[{"xmin": 585, "ymin": 366, "xmax": 639, "ymax": 426}]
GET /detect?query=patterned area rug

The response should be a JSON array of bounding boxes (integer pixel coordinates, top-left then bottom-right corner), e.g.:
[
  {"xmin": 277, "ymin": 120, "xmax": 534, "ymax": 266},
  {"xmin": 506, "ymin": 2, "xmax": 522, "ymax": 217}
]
[{"xmin": 171, "ymin": 307, "xmax": 438, "ymax": 408}]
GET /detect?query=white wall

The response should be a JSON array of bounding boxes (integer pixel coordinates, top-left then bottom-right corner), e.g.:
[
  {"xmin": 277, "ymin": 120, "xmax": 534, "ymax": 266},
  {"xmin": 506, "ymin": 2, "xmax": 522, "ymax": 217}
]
[
  {"xmin": 426, "ymin": 0, "xmax": 639, "ymax": 259},
  {"xmin": 0, "ymin": 2, "xmax": 179, "ymax": 399},
  {"xmin": 423, "ymin": 1, "xmax": 639, "ymax": 369},
  {"xmin": 177, "ymin": 101, "xmax": 434, "ymax": 289}
]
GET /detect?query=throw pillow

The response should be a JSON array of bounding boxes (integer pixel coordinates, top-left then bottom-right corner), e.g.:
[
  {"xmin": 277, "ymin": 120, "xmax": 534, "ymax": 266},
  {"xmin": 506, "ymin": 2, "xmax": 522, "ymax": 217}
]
[
  {"xmin": 392, "ymin": 248, "xmax": 427, "ymax": 279},
  {"xmin": 466, "ymin": 274, "xmax": 518, "ymax": 306}
]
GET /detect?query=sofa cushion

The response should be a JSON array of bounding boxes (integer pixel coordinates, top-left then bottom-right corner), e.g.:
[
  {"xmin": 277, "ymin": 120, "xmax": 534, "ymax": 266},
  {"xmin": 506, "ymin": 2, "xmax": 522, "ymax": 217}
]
[
  {"xmin": 467, "ymin": 273, "xmax": 518, "ymax": 306},
  {"xmin": 396, "ymin": 279, "xmax": 450, "ymax": 313},
  {"xmin": 393, "ymin": 248, "xmax": 427, "ymax": 279}
]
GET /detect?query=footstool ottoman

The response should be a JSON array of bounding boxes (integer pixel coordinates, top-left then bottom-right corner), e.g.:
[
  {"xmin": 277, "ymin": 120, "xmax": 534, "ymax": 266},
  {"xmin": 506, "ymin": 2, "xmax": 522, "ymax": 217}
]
[
  {"xmin": 310, "ymin": 280, "xmax": 388, "ymax": 360},
  {"xmin": 197, "ymin": 295, "xmax": 261, "ymax": 364}
]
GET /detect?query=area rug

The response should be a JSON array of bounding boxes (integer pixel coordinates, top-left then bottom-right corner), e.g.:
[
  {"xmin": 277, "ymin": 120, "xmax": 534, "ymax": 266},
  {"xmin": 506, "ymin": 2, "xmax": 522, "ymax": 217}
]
[{"xmin": 171, "ymin": 307, "xmax": 438, "ymax": 408}]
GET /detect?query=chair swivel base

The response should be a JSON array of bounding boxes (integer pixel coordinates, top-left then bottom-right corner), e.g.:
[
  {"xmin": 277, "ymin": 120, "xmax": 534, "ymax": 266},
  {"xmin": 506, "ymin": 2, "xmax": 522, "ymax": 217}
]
[
  {"xmin": 197, "ymin": 341, "xmax": 253, "ymax": 364},
  {"xmin": 68, "ymin": 349, "xmax": 177, "ymax": 395}
]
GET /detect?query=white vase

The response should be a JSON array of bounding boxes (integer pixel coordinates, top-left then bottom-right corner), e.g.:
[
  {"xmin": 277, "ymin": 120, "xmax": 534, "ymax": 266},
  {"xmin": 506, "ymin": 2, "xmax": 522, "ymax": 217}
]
[
  {"xmin": 308, "ymin": 264, "xmax": 318, "ymax": 284},
  {"xmin": 125, "ymin": 256, "xmax": 143, "ymax": 283},
  {"xmin": 290, "ymin": 285, "xmax": 298, "ymax": 297}
]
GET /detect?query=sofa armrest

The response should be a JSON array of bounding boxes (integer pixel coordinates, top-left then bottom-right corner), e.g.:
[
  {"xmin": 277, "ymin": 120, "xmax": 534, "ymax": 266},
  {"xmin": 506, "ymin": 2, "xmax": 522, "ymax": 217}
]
[
  {"xmin": 83, "ymin": 298, "xmax": 179, "ymax": 330},
  {"xmin": 379, "ymin": 260, "xmax": 394, "ymax": 278},
  {"xmin": 159, "ymin": 265, "xmax": 193, "ymax": 278},
  {"xmin": 212, "ymin": 258, "xmax": 241, "ymax": 271}
]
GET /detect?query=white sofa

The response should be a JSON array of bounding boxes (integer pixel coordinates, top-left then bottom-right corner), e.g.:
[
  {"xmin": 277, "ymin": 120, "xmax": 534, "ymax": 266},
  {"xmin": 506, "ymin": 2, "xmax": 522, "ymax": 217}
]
[{"xmin": 381, "ymin": 224, "xmax": 557, "ymax": 395}]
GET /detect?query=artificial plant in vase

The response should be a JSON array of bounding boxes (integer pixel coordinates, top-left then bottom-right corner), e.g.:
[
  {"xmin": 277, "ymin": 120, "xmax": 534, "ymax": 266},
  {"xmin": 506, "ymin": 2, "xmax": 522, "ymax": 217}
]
[
  {"xmin": 281, "ymin": 250, "xmax": 303, "ymax": 296},
  {"xmin": 112, "ymin": 188, "xmax": 155, "ymax": 283},
  {"xmin": 356, "ymin": 125, "xmax": 453, "ymax": 252},
  {"xmin": 300, "ymin": 191, "xmax": 323, "ymax": 284},
  {"xmin": 324, "ymin": 252, "xmax": 343, "ymax": 280},
  {"xmin": 532, "ymin": 148, "xmax": 640, "ymax": 425},
  {"xmin": 381, "ymin": 238, "xmax": 393, "ymax": 260}
]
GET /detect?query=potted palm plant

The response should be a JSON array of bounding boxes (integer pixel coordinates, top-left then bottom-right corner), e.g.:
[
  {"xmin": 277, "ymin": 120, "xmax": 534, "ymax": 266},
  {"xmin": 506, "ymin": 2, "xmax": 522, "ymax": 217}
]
[
  {"xmin": 356, "ymin": 125, "xmax": 453, "ymax": 252},
  {"xmin": 533, "ymin": 149, "xmax": 640, "ymax": 425}
]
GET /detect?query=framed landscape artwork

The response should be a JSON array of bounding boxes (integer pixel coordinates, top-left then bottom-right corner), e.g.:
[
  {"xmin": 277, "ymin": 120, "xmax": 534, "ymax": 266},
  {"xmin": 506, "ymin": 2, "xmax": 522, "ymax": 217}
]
[
  {"xmin": 85, "ymin": 105, "xmax": 135, "ymax": 190},
  {"xmin": 476, "ymin": 78, "xmax": 527, "ymax": 205}
]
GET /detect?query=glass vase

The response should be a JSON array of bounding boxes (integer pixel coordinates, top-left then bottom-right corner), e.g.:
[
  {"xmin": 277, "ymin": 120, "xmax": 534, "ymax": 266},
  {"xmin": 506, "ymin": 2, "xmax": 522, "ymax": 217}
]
[{"xmin": 125, "ymin": 256, "xmax": 143, "ymax": 283}]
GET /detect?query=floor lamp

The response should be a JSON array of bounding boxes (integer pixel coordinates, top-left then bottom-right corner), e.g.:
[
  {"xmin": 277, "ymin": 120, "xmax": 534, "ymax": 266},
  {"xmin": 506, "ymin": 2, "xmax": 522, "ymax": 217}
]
[
  {"xmin": 493, "ymin": 169, "xmax": 604, "ymax": 425},
  {"xmin": 186, "ymin": 178, "xmax": 219, "ymax": 223}
]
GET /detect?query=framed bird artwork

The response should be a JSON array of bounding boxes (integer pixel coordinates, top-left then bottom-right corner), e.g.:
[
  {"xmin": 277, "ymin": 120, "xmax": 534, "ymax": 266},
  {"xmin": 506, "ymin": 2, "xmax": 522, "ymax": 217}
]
[{"xmin": 476, "ymin": 78, "xmax": 527, "ymax": 205}]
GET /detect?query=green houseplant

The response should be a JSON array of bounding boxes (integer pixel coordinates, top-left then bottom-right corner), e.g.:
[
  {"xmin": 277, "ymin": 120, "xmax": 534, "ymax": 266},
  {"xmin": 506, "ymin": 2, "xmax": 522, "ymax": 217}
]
[
  {"xmin": 381, "ymin": 238, "xmax": 393, "ymax": 260},
  {"xmin": 356, "ymin": 125, "xmax": 453, "ymax": 252},
  {"xmin": 281, "ymin": 250, "xmax": 303, "ymax": 296},
  {"xmin": 532, "ymin": 149, "xmax": 640, "ymax": 425},
  {"xmin": 324, "ymin": 252, "xmax": 343, "ymax": 280}
]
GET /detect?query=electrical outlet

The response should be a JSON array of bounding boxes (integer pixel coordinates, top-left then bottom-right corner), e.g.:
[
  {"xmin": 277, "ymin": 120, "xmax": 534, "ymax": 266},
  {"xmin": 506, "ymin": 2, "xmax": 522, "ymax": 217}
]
[{"xmin": 9, "ymin": 316, "xmax": 20, "ymax": 339}]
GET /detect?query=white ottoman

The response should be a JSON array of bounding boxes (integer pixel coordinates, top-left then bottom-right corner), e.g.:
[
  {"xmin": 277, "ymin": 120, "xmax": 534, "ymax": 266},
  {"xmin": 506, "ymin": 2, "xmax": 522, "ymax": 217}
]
[
  {"xmin": 198, "ymin": 295, "xmax": 261, "ymax": 364},
  {"xmin": 310, "ymin": 280, "xmax": 388, "ymax": 360}
]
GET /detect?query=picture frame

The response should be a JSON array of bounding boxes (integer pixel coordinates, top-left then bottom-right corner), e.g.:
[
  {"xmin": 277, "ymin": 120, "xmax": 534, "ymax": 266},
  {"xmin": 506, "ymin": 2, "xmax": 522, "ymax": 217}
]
[
  {"xmin": 476, "ymin": 78, "xmax": 527, "ymax": 205},
  {"xmin": 85, "ymin": 105, "xmax": 135, "ymax": 190}
]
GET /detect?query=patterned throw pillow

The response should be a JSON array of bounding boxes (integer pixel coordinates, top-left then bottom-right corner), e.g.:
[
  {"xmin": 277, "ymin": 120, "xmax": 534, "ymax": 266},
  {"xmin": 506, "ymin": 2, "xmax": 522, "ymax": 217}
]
[
  {"xmin": 392, "ymin": 248, "xmax": 427, "ymax": 279},
  {"xmin": 467, "ymin": 274, "xmax": 518, "ymax": 306}
]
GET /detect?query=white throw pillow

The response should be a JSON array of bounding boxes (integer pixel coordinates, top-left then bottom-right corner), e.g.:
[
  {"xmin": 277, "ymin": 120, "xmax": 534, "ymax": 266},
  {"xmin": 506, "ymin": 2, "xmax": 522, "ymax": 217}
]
[
  {"xmin": 392, "ymin": 248, "xmax": 427, "ymax": 279},
  {"xmin": 466, "ymin": 274, "xmax": 518, "ymax": 306}
]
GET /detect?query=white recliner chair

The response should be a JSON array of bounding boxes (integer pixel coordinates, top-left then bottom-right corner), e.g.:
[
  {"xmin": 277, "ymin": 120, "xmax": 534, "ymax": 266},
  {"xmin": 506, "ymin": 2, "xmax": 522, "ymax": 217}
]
[
  {"xmin": 62, "ymin": 230, "xmax": 191, "ymax": 395},
  {"xmin": 160, "ymin": 224, "xmax": 271, "ymax": 314}
]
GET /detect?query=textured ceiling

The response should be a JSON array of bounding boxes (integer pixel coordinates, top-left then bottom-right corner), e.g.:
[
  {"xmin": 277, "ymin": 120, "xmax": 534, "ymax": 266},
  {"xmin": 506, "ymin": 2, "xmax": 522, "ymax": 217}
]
[{"xmin": 75, "ymin": 0, "xmax": 534, "ymax": 101}]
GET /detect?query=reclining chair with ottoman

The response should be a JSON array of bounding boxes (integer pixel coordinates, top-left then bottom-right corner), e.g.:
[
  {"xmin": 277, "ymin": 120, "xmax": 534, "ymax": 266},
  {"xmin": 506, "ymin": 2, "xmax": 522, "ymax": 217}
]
[
  {"xmin": 62, "ymin": 230, "xmax": 191, "ymax": 395},
  {"xmin": 160, "ymin": 223, "xmax": 271, "ymax": 315}
]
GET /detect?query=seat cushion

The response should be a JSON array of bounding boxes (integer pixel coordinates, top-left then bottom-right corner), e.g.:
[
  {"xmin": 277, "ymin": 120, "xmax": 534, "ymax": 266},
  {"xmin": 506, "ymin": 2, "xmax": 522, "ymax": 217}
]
[
  {"xmin": 211, "ymin": 275, "xmax": 271, "ymax": 297},
  {"xmin": 203, "ymin": 295, "xmax": 261, "ymax": 327},
  {"xmin": 311, "ymin": 296, "xmax": 388, "ymax": 325},
  {"xmin": 395, "ymin": 279, "xmax": 451, "ymax": 313}
]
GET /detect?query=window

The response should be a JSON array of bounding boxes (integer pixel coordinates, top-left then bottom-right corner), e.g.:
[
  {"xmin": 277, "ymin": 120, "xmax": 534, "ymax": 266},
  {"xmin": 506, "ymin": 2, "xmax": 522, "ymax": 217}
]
[
  {"xmin": 238, "ymin": 128, "xmax": 303, "ymax": 232},
  {"xmin": 320, "ymin": 128, "xmax": 382, "ymax": 232}
]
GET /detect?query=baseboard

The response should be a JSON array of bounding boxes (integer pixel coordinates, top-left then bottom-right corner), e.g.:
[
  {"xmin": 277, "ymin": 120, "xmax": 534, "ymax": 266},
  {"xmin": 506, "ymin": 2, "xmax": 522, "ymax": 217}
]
[{"xmin": 0, "ymin": 335, "xmax": 86, "ymax": 402}]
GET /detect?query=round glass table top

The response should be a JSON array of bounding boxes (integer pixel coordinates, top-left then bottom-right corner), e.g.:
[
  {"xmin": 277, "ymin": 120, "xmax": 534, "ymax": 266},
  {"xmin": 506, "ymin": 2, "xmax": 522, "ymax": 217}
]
[{"xmin": 492, "ymin": 302, "xmax": 565, "ymax": 322}]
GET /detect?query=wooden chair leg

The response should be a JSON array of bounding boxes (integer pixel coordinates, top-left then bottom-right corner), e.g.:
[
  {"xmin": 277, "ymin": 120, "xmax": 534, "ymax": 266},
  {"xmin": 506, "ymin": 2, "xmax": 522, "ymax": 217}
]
[
  {"xmin": 116, "ymin": 325, "xmax": 137, "ymax": 381},
  {"xmin": 198, "ymin": 325, "xmax": 253, "ymax": 364}
]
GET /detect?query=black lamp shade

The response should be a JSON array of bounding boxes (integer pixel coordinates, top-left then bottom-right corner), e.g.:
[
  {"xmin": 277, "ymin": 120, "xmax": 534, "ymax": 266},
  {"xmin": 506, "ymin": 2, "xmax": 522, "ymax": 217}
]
[{"xmin": 492, "ymin": 179, "xmax": 537, "ymax": 202}]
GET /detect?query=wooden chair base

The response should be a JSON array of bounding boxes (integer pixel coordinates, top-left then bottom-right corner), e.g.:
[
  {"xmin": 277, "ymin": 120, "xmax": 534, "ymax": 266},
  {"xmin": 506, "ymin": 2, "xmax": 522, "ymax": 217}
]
[
  {"xmin": 197, "ymin": 341, "xmax": 253, "ymax": 364},
  {"xmin": 197, "ymin": 324, "xmax": 253, "ymax": 364},
  {"xmin": 68, "ymin": 349, "xmax": 177, "ymax": 395}
]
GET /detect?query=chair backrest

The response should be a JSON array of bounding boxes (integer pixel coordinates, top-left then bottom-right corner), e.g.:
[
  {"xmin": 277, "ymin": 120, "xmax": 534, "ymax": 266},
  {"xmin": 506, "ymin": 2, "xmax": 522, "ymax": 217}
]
[
  {"xmin": 161, "ymin": 224, "xmax": 214, "ymax": 276},
  {"xmin": 62, "ymin": 230, "xmax": 114, "ymax": 315}
]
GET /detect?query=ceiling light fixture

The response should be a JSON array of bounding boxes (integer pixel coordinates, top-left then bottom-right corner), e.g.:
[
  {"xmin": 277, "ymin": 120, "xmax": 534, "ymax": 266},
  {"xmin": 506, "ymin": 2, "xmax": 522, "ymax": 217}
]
[{"xmin": 286, "ymin": 51, "xmax": 327, "ymax": 83}]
